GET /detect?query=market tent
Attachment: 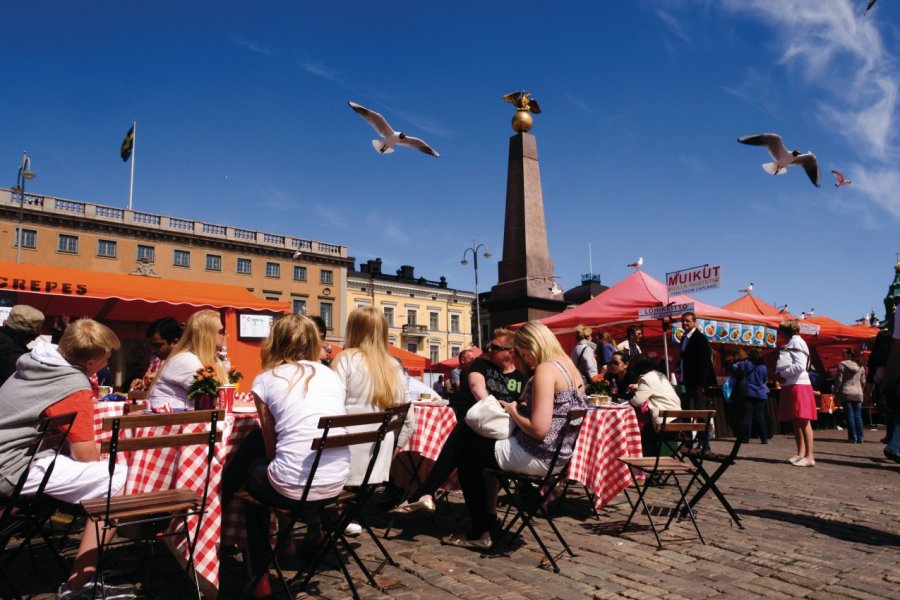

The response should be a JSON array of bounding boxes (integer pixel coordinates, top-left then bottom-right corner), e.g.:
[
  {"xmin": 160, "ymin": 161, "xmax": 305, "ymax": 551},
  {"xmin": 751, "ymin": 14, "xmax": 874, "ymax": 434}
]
[
  {"xmin": 537, "ymin": 270, "xmax": 774, "ymax": 340},
  {"xmin": 722, "ymin": 294, "xmax": 795, "ymax": 319},
  {"xmin": 427, "ymin": 347, "xmax": 483, "ymax": 373},
  {"xmin": 0, "ymin": 261, "xmax": 287, "ymax": 323}
]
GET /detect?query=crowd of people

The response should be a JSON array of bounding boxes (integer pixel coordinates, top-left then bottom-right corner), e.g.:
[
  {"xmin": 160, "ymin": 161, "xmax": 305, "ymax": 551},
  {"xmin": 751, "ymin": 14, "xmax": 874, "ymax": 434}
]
[{"xmin": 1, "ymin": 300, "xmax": 898, "ymax": 598}]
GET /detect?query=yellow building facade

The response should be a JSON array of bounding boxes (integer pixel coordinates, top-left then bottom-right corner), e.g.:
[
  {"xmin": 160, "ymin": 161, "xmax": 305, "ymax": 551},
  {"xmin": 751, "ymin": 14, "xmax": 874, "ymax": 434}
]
[
  {"xmin": 0, "ymin": 188, "xmax": 352, "ymax": 339},
  {"xmin": 347, "ymin": 258, "xmax": 475, "ymax": 363}
]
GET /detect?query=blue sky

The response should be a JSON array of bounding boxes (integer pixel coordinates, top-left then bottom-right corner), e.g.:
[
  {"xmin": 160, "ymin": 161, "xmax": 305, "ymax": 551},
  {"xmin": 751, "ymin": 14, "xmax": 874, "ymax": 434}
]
[{"xmin": 2, "ymin": 0, "xmax": 899, "ymax": 324}]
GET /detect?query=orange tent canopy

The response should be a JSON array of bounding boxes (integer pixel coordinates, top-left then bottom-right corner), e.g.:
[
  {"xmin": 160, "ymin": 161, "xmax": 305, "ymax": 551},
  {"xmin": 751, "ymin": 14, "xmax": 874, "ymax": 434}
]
[
  {"xmin": 428, "ymin": 346, "xmax": 483, "ymax": 373},
  {"xmin": 326, "ymin": 343, "xmax": 430, "ymax": 378},
  {"xmin": 722, "ymin": 294, "xmax": 795, "ymax": 319},
  {"xmin": 0, "ymin": 261, "xmax": 288, "ymax": 322}
]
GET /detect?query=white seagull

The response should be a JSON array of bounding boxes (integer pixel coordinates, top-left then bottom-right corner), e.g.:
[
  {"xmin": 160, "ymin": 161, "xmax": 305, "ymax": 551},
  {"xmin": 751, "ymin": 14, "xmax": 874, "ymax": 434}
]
[
  {"xmin": 626, "ymin": 257, "xmax": 643, "ymax": 269},
  {"xmin": 737, "ymin": 133, "xmax": 820, "ymax": 187},
  {"xmin": 348, "ymin": 101, "xmax": 440, "ymax": 157},
  {"xmin": 739, "ymin": 283, "xmax": 753, "ymax": 294}
]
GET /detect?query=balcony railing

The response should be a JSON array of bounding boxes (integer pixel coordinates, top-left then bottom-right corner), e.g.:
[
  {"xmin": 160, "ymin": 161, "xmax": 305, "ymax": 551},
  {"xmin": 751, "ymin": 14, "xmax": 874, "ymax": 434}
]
[
  {"xmin": 2, "ymin": 188, "xmax": 348, "ymax": 259},
  {"xmin": 401, "ymin": 324, "xmax": 427, "ymax": 338}
]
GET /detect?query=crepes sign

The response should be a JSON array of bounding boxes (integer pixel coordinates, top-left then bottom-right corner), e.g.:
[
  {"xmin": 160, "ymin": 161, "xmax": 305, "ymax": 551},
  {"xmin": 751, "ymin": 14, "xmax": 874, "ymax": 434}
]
[
  {"xmin": 0, "ymin": 275, "xmax": 88, "ymax": 295},
  {"xmin": 666, "ymin": 264, "xmax": 722, "ymax": 295}
]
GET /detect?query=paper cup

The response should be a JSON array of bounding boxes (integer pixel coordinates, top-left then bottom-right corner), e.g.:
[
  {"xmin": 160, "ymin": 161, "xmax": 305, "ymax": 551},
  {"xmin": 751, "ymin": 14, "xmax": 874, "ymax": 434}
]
[{"xmin": 217, "ymin": 385, "xmax": 236, "ymax": 412}]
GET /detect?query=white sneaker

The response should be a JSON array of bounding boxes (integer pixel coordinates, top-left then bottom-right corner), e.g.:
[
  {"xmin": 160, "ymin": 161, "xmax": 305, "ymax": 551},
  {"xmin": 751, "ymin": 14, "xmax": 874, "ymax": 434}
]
[
  {"xmin": 58, "ymin": 581, "xmax": 136, "ymax": 600},
  {"xmin": 344, "ymin": 522, "xmax": 363, "ymax": 537}
]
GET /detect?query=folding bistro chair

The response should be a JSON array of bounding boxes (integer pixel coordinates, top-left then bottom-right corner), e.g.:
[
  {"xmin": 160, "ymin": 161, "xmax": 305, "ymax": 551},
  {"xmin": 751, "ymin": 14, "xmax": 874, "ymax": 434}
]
[
  {"xmin": 618, "ymin": 409, "xmax": 714, "ymax": 548},
  {"xmin": 81, "ymin": 409, "xmax": 222, "ymax": 599},
  {"xmin": 488, "ymin": 408, "xmax": 587, "ymax": 573},
  {"xmin": 0, "ymin": 412, "xmax": 77, "ymax": 600},
  {"xmin": 675, "ymin": 435, "xmax": 744, "ymax": 529},
  {"xmin": 240, "ymin": 404, "xmax": 409, "ymax": 600}
]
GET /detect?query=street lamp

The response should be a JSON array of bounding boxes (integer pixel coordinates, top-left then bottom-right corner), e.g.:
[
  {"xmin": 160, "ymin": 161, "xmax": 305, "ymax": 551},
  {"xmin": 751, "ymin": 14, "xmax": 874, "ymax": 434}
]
[
  {"xmin": 461, "ymin": 240, "xmax": 492, "ymax": 349},
  {"xmin": 12, "ymin": 152, "xmax": 36, "ymax": 264}
]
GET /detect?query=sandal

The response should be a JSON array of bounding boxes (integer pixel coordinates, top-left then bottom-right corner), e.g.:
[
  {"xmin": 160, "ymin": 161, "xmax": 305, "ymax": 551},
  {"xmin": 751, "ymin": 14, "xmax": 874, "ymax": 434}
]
[{"xmin": 441, "ymin": 532, "xmax": 491, "ymax": 550}]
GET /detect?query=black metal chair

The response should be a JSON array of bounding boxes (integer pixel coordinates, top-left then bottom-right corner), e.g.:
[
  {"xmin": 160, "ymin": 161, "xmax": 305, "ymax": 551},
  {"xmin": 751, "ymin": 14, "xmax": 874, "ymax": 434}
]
[
  {"xmin": 0, "ymin": 411, "xmax": 77, "ymax": 600},
  {"xmin": 675, "ymin": 434, "xmax": 744, "ymax": 529},
  {"xmin": 619, "ymin": 409, "xmax": 715, "ymax": 548},
  {"xmin": 81, "ymin": 409, "xmax": 222, "ymax": 599},
  {"xmin": 487, "ymin": 408, "xmax": 587, "ymax": 572},
  {"xmin": 240, "ymin": 404, "xmax": 409, "ymax": 600}
]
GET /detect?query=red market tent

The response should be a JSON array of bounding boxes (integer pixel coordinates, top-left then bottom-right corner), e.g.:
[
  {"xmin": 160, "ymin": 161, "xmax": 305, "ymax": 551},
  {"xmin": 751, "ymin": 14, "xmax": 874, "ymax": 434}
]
[
  {"xmin": 537, "ymin": 270, "xmax": 774, "ymax": 342},
  {"xmin": 722, "ymin": 294, "xmax": 795, "ymax": 319},
  {"xmin": 326, "ymin": 343, "xmax": 430, "ymax": 378},
  {"xmin": 427, "ymin": 347, "xmax": 484, "ymax": 373}
]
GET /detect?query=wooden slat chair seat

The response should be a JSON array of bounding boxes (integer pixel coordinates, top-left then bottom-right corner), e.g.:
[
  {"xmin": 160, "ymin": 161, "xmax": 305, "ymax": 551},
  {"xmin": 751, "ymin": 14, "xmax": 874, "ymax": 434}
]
[
  {"xmin": 245, "ymin": 404, "xmax": 410, "ymax": 600},
  {"xmin": 0, "ymin": 412, "xmax": 77, "ymax": 600},
  {"xmin": 84, "ymin": 409, "xmax": 223, "ymax": 600},
  {"xmin": 618, "ymin": 409, "xmax": 715, "ymax": 548},
  {"xmin": 486, "ymin": 408, "xmax": 588, "ymax": 573}
]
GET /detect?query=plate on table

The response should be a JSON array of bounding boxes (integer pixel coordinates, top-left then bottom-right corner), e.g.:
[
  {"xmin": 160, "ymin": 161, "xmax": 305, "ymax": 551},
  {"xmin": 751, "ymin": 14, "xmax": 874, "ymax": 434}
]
[{"xmin": 232, "ymin": 404, "xmax": 257, "ymax": 414}]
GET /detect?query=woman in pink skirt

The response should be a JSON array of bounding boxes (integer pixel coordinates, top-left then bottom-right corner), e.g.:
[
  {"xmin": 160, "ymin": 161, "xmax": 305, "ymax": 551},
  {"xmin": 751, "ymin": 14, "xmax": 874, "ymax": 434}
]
[{"xmin": 775, "ymin": 319, "xmax": 817, "ymax": 467}]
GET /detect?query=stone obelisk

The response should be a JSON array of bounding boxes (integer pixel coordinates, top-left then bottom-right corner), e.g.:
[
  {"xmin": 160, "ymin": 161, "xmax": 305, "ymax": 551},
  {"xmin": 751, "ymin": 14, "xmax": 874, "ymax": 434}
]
[{"xmin": 487, "ymin": 91, "xmax": 567, "ymax": 329}]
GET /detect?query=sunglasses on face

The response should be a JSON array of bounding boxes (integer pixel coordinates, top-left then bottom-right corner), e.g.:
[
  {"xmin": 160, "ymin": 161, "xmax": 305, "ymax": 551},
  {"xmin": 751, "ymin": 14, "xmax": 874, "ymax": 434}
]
[{"xmin": 489, "ymin": 343, "xmax": 512, "ymax": 352}]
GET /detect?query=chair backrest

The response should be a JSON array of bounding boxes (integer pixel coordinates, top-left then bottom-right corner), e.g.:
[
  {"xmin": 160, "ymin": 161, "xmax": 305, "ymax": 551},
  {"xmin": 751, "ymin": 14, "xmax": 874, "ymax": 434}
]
[
  {"xmin": 1, "ymin": 412, "xmax": 77, "ymax": 539},
  {"xmin": 540, "ymin": 408, "xmax": 588, "ymax": 488},
  {"xmin": 100, "ymin": 409, "xmax": 223, "ymax": 521},
  {"xmin": 656, "ymin": 409, "xmax": 716, "ymax": 459},
  {"xmin": 305, "ymin": 404, "xmax": 411, "ymax": 502}
]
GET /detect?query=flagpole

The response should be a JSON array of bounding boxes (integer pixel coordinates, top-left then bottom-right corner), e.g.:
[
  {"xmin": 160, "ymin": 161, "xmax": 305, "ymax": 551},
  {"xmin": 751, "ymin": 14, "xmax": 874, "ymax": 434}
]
[{"xmin": 128, "ymin": 120, "xmax": 136, "ymax": 210}]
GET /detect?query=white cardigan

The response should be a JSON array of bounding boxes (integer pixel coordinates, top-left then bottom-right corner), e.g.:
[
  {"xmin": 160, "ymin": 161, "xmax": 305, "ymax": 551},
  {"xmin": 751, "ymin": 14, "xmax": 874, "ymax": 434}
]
[
  {"xmin": 333, "ymin": 350, "xmax": 415, "ymax": 486},
  {"xmin": 775, "ymin": 335, "xmax": 811, "ymax": 386},
  {"xmin": 631, "ymin": 370, "xmax": 682, "ymax": 427}
]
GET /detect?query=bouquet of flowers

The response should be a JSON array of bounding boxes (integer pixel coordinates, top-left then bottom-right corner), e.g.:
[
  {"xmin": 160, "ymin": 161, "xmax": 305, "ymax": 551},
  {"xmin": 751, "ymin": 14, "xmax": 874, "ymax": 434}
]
[
  {"xmin": 585, "ymin": 374, "xmax": 610, "ymax": 396},
  {"xmin": 188, "ymin": 365, "xmax": 222, "ymax": 401},
  {"xmin": 227, "ymin": 367, "xmax": 244, "ymax": 384}
]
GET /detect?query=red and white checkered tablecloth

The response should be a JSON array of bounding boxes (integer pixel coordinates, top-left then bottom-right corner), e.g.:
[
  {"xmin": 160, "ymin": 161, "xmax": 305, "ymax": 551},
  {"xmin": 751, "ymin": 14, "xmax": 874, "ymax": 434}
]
[
  {"xmin": 92, "ymin": 401, "xmax": 127, "ymax": 446},
  {"xmin": 401, "ymin": 404, "xmax": 456, "ymax": 461},
  {"xmin": 92, "ymin": 404, "xmax": 260, "ymax": 596},
  {"xmin": 567, "ymin": 405, "xmax": 643, "ymax": 511}
]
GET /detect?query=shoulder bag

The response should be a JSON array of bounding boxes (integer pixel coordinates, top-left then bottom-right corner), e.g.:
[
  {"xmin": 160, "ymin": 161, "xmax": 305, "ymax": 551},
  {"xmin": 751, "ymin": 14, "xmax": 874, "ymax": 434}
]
[{"xmin": 464, "ymin": 394, "xmax": 515, "ymax": 439}]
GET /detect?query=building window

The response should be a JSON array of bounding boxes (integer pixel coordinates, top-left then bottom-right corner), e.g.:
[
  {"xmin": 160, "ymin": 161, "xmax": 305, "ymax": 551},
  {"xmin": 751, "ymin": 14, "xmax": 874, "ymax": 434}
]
[
  {"xmin": 388, "ymin": 336, "xmax": 397, "ymax": 346},
  {"xmin": 406, "ymin": 342, "xmax": 418, "ymax": 353},
  {"xmin": 57, "ymin": 234, "xmax": 78, "ymax": 254},
  {"xmin": 430, "ymin": 344, "xmax": 440, "ymax": 363},
  {"xmin": 137, "ymin": 244, "xmax": 155, "ymax": 263},
  {"xmin": 237, "ymin": 258, "xmax": 252, "ymax": 275},
  {"xmin": 173, "ymin": 249, "xmax": 190, "ymax": 267},
  {"xmin": 265, "ymin": 262, "xmax": 280, "ymax": 278},
  {"xmin": 320, "ymin": 302, "xmax": 333, "ymax": 329},
  {"xmin": 14, "ymin": 228, "xmax": 36, "ymax": 249},
  {"xmin": 450, "ymin": 345, "xmax": 461, "ymax": 358},
  {"xmin": 429, "ymin": 312, "xmax": 439, "ymax": 331},
  {"xmin": 320, "ymin": 269, "xmax": 333, "ymax": 285},
  {"xmin": 205, "ymin": 254, "xmax": 222, "ymax": 271},
  {"xmin": 293, "ymin": 266, "xmax": 307, "ymax": 281},
  {"xmin": 407, "ymin": 309, "xmax": 417, "ymax": 326},
  {"xmin": 450, "ymin": 314, "xmax": 461, "ymax": 333},
  {"xmin": 97, "ymin": 239, "xmax": 117, "ymax": 258},
  {"xmin": 292, "ymin": 299, "xmax": 307, "ymax": 315},
  {"xmin": 383, "ymin": 307, "xmax": 394, "ymax": 327}
]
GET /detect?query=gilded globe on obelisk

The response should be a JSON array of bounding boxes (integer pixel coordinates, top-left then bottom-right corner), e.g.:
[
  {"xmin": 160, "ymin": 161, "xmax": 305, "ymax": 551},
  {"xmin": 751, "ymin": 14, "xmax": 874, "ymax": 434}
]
[{"xmin": 503, "ymin": 90, "xmax": 541, "ymax": 133}]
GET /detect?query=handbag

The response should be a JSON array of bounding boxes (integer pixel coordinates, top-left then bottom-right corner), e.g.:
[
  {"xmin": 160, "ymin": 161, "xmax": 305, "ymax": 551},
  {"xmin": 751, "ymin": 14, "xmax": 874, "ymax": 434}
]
[{"xmin": 465, "ymin": 394, "xmax": 515, "ymax": 439}]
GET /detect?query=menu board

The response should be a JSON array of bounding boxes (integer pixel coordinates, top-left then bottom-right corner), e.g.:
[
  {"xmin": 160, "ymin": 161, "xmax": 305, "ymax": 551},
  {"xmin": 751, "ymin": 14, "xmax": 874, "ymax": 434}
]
[
  {"xmin": 676, "ymin": 318, "xmax": 778, "ymax": 348},
  {"xmin": 237, "ymin": 313, "xmax": 274, "ymax": 340}
]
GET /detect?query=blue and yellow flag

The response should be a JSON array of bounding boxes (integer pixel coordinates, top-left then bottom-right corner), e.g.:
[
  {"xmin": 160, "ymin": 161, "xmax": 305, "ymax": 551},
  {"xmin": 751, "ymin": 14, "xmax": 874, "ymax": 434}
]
[{"xmin": 120, "ymin": 125, "xmax": 135, "ymax": 162}]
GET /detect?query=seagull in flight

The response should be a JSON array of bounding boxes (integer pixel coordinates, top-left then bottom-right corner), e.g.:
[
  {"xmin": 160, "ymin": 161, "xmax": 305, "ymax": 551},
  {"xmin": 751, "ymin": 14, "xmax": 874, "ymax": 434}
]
[
  {"xmin": 627, "ymin": 257, "xmax": 643, "ymax": 269},
  {"xmin": 738, "ymin": 133, "xmax": 820, "ymax": 187},
  {"xmin": 865, "ymin": 0, "xmax": 877, "ymax": 15},
  {"xmin": 739, "ymin": 283, "xmax": 753, "ymax": 294},
  {"xmin": 831, "ymin": 170, "xmax": 852, "ymax": 188},
  {"xmin": 348, "ymin": 101, "xmax": 440, "ymax": 157}
]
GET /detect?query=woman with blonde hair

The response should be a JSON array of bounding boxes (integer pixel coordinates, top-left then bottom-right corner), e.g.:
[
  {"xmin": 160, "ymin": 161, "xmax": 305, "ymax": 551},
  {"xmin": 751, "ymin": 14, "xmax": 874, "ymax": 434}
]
[
  {"xmin": 333, "ymin": 306, "xmax": 412, "ymax": 487},
  {"xmin": 570, "ymin": 324, "xmax": 598, "ymax": 384},
  {"xmin": 775, "ymin": 319, "xmax": 817, "ymax": 467},
  {"xmin": 391, "ymin": 321, "xmax": 585, "ymax": 550},
  {"xmin": 149, "ymin": 309, "xmax": 227, "ymax": 411}
]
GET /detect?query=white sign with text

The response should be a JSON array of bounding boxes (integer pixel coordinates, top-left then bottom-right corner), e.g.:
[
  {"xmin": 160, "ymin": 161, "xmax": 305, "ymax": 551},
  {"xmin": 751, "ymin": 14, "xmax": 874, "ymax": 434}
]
[{"xmin": 666, "ymin": 264, "xmax": 722, "ymax": 295}]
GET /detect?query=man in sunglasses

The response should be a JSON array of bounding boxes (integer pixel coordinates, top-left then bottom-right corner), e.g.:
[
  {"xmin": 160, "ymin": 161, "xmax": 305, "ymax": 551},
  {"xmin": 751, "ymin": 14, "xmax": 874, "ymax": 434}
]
[{"xmin": 463, "ymin": 328, "xmax": 527, "ymax": 406}]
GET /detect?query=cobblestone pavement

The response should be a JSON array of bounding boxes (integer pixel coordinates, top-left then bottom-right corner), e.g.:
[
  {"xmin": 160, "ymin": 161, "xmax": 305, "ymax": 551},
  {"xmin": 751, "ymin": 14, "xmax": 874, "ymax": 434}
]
[{"xmin": 10, "ymin": 428, "xmax": 899, "ymax": 599}]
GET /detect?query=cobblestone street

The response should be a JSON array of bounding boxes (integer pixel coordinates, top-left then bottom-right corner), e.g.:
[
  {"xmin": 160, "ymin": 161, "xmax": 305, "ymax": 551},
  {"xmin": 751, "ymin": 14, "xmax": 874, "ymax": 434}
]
[{"xmin": 10, "ymin": 428, "xmax": 899, "ymax": 599}]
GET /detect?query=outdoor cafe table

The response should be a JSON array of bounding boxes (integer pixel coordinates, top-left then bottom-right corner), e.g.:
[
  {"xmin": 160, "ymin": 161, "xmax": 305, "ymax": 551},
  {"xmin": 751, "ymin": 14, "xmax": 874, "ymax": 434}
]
[
  {"xmin": 92, "ymin": 400, "xmax": 260, "ymax": 599},
  {"xmin": 566, "ymin": 404, "xmax": 643, "ymax": 511}
]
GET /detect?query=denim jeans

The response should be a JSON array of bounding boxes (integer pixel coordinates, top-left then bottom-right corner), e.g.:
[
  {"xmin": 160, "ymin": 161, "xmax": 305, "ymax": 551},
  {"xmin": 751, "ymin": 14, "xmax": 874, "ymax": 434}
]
[
  {"xmin": 843, "ymin": 401, "xmax": 864, "ymax": 442},
  {"xmin": 887, "ymin": 417, "xmax": 900, "ymax": 456}
]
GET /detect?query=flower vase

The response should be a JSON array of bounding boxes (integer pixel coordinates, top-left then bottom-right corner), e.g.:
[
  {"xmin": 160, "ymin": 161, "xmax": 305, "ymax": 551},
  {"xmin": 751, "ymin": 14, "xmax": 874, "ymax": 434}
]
[{"xmin": 195, "ymin": 394, "xmax": 215, "ymax": 410}]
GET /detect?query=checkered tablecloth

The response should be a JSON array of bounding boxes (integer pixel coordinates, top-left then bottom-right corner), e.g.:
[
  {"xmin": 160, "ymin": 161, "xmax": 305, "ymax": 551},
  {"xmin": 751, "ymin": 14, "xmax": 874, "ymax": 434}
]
[
  {"xmin": 92, "ymin": 401, "xmax": 127, "ymax": 446},
  {"xmin": 401, "ymin": 404, "xmax": 457, "ymax": 460},
  {"xmin": 567, "ymin": 404, "xmax": 643, "ymax": 511},
  {"xmin": 92, "ymin": 404, "xmax": 260, "ymax": 595}
]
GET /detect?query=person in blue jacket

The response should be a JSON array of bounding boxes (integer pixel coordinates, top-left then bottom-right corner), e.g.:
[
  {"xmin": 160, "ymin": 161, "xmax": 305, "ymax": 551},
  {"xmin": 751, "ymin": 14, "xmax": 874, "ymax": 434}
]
[{"xmin": 733, "ymin": 348, "xmax": 769, "ymax": 444}]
